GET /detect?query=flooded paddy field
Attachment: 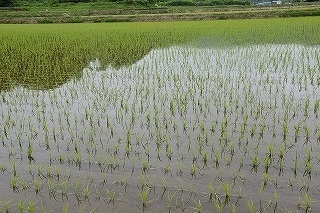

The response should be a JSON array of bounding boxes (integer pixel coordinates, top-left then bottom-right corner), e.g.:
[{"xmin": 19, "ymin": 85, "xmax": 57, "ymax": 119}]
[{"xmin": 0, "ymin": 17, "xmax": 320, "ymax": 212}]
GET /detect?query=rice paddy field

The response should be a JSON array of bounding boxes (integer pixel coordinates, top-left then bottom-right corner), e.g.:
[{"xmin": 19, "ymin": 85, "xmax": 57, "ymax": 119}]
[{"xmin": 0, "ymin": 17, "xmax": 320, "ymax": 212}]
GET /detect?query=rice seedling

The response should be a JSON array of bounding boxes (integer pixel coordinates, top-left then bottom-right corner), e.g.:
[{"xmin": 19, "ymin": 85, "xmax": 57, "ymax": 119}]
[
  {"xmin": 20, "ymin": 177, "xmax": 30, "ymax": 191},
  {"xmin": 248, "ymin": 200, "xmax": 255, "ymax": 213},
  {"xmin": 190, "ymin": 163, "xmax": 196, "ymax": 178},
  {"xmin": 82, "ymin": 184, "xmax": 90, "ymax": 201},
  {"xmin": 33, "ymin": 179, "xmax": 41, "ymax": 195},
  {"xmin": 303, "ymin": 193, "xmax": 311, "ymax": 211},
  {"xmin": 17, "ymin": 201, "xmax": 24, "ymax": 213},
  {"xmin": 62, "ymin": 203, "xmax": 69, "ymax": 213},
  {"xmin": 61, "ymin": 181, "xmax": 69, "ymax": 200},
  {"xmin": 2, "ymin": 201, "xmax": 11, "ymax": 213},
  {"xmin": 106, "ymin": 188, "xmax": 116, "ymax": 205},
  {"xmin": 0, "ymin": 163, "xmax": 7, "ymax": 173},
  {"xmin": 223, "ymin": 183, "xmax": 231, "ymax": 204},
  {"xmin": 314, "ymin": 100, "xmax": 319, "ymax": 117},
  {"xmin": 192, "ymin": 200, "xmax": 202, "ymax": 213},
  {"xmin": 251, "ymin": 155, "xmax": 259, "ymax": 173},
  {"xmin": 10, "ymin": 176, "xmax": 19, "ymax": 192},
  {"xmin": 47, "ymin": 178, "xmax": 57, "ymax": 200},
  {"xmin": 27, "ymin": 202, "xmax": 35, "ymax": 213},
  {"xmin": 139, "ymin": 187, "xmax": 151, "ymax": 212},
  {"xmin": 167, "ymin": 190, "xmax": 176, "ymax": 213}
]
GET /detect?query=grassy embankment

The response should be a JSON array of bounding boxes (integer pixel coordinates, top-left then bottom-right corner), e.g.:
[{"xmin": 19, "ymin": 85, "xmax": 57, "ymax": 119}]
[{"xmin": 0, "ymin": 1, "xmax": 320, "ymax": 23}]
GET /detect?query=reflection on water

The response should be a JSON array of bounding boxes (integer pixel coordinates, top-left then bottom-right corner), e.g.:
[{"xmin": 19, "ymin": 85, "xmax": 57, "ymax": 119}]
[
  {"xmin": 0, "ymin": 59, "xmax": 84, "ymax": 91},
  {"xmin": 0, "ymin": 47, "xmax": 152, "ymax": 92}
]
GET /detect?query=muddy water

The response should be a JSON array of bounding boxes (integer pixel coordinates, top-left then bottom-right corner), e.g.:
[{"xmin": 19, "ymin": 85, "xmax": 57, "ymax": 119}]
[{"xmin": 0, "ymin": 44, "xmax": 319, "ymax": 212}]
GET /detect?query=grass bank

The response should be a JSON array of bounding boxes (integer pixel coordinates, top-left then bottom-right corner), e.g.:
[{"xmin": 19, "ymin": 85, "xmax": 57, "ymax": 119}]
[{"xmin": 0, "ymin": 2, "xmax": 320, "ymax": 23}]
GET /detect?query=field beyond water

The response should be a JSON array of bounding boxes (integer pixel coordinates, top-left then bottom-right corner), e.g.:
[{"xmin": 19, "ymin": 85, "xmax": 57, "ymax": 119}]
[{"xmin": 0, "ymin": 17, "xmax": 320, "ymax": 212}]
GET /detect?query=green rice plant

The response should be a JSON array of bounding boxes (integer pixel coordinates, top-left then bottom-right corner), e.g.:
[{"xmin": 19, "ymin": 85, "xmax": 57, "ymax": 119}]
[
  {"xmin": 27, "ymin": 144, "xmax": 34, "ymax": 163},
  {"xmin": 264, "ymin": 156, "xmax": 271, "ymax": 174},
  {"xmin": 223, "ymin": 183, "xmax": 230, "ymax": 203},
  {"xmin": 27, "ymin": 202, "xmax": 35, "ymax": 213},
  {"xmin": 61, "ymin": 180, "xmax": 69, "ymax": 200},
  {"xmin": 262, "ymin": 173, "xmax": 268, "ymax": 189},
  {"xmin": 304, "ymin": 193, "xmax": 311, "ymax": 211},
  {"xmin": 177, "ymin": 162, "xmax": 183, "ymax": 176},
  {"xmin": 294, "ymin": 122, "xmax": 300, "ymax": 142},
  {"xmin": 282, "ymin": 123, "xmax": 288, "ymax": 140},
  {"xmin": 191, "ymin": 150, "xmax": 197, "ymax": 163},
  {"xmin": 238, "ymin": 157, "xmax": 243, "ymax": 171},
  {"xmin": 140, "ymin": 187, "xmax": 151, "ymax": 212},
  {"xmin": 10, "ymin": 176, "xmax": 19, "ymax": 192},
  {"xmin": 259, "ymin": 124, "xmax": 265, "ymax": 138},
  {"xmin": 250, "ymin": 125, "xmax": 255, "ymax": 138},
  {"xmin": 2, "ymin": 201, "xmax": 10, "ymax": 213},
  {"xmin": 297, "ymin": 196, "xmax": 302, "ymax": 210},
  {"xmin": 46, "ymin": 166, "xmax": 53, "ymax": 179},
  {"xmin": 47, "ymin": 178, "xmax": 57, "ymax": 199},
  {"xmin": 293, "ymin": 150, "xmax": 298, "ymax": 176},
  {"xmin": 146, "ymin": 176, "xmax": 155, "ymax": 194},
  {"xmin": 0, "ymin": 163, "xmax": 6, "ymax": 173},
  {"xmin": 82, "ymin": 184, "xmax": 90, "ymax": 201},
  {"xmin": 278, "ymin": 147, "xmax": 284, "ymax": 161},
  {"xmin": 215, "ymin": 197, "xmax": 222, "ymax": 213},
  {"xmin": 279, "ymin": 158, "xmax": 284, "ymax": 175},
  {"xmin": 120, "ymin": 175, "xmax": 128, "ymax": 192},
  {"xmin": 33, "ymin": 179, "xmax": 41, "ymax": 195},
  {"xmin": 286, "ymin": 177, "xmax": 295, "ymax": 192},
  {"xmin": 214, "ymin": 151, "xmax": 220, "ymax": 168},
  {"xmin": 231, "ymin": 204, "xmax": 236, "ymax": 213},
  {"xmin": 304, "ymin": 98, "xmax": 310, "ymax": 117},
  {"xmin": 248, "ymin": 200, "xmax": 255, "ymax": 213},
  {"xmin": 163, "ymin": 163, "xmax": 171, "ymax": 175},
  {"xmin": 17, "ymin": 201, "xmax": 24, "ymax": 213},
  {"xmin": 20, "ymin": 177, "xmax": 30, "ymax": 191},
  {"xmin": 106, "ymin": 188, "xmax": 116, "ymax": 205},
  {"xmin": 62, "ymin": 203, "xmax": 69, "ymax": 213},
  {"xmin": 210, "ymin": 122, "xmax": 216, "ymax": 134},
  {"xmin": 190, "ymin": 163, "xmax": 196, "ymax": 178},
  {"xmin": 305, "ymin": 147, "xmax": 311, "ymax": 162},
  {"xmin": 205, "ymin": 182, "xmax": 215, "ymax": 203},
  {"xmin": 192, "ymin": 200, "xmax": 202, "ymax": 213},
  {"xmin": 167, "ymin": 191, "xmax": 176, "ymax": 213},
  {"xmin": 274, "ymin": 190, "xmax": 278, "ymax": 212},
  {"xmin": 202, "ymin": 151, "xmax": 208, "ymax": 167},
  {"xmin": 141, "ymin": 160, "xmax": 151, "ymax": 174},
  {"xmin": 166, "ymin": 146, "xmax": 173, "ymax": 161},
  {"xmin": 74, "ymin": 178, "xmax": 81, "ymax": 199},
  {"xmin": 315, "ymin": 100, "xmax": 319, "ymax": 117},
  {"xmin": 304, "ymin": 125, "xmax": 310, "ymax": 142},
  {"xmin": 251, "ymin": 155, "xmax": 259, "ymax": 173},
  {"xmin": 229, "ymin": 141, "xmax": 235, "ymax": 157},
  {"xmin": 11, "ymin": 160, "xmax": 17, "ymax": 177},
  {"xmin": 303, "ymin": 159, "xmax": 312, "ymax": 179}
]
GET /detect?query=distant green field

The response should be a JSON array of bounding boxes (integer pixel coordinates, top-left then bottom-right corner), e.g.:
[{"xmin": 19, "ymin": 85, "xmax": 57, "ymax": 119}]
[{"xmin": 1, "ymin": 16, "xmax": 320, "ymax": 91}]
